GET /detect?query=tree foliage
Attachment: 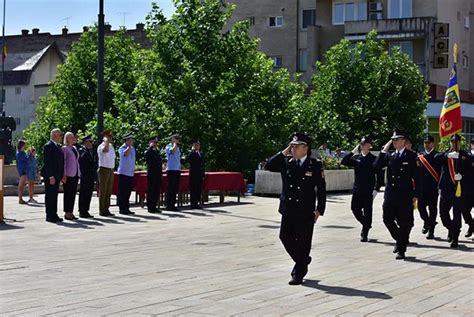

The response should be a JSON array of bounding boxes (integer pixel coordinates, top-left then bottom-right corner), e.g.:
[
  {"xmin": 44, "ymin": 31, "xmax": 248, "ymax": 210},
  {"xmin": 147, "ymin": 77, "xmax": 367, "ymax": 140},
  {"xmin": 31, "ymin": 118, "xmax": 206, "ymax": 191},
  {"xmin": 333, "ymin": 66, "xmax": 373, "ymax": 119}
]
[{"xmin": 294, "ymin": 30, "xmax": 428, "ymax": 150}]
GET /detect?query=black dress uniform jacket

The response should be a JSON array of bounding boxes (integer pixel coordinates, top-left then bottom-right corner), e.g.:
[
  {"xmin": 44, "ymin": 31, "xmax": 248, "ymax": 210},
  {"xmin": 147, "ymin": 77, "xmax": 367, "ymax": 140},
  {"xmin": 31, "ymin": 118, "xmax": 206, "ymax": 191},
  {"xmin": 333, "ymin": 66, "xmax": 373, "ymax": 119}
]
[
  {"xmin": 145, "ymin": 147, "xmax": 162, "ymax": 175},
  {"xmin": 188, "ymin": 151, "xmax": 205, "ymax": 180},
  {"xmin": 341, "ymin": 152, "xmax": 383, "ymax": 194},
  {"xmin": 41, "ymin": 140, "xmax": 64, "ymax": 180},
  {"xmin": 266, "ymin": 152, "xmax": 326, "ymax": 217},
  {"xmin": 436, "ymin": 150, "xmax": 470, "ymax": 198},
  {"xmin": 418, "ymin": 150, "xmax": 441, "ymax": 194},
  {"xmin": 374, "ymin": 149, "xmax": 421, "ymax": 200}
]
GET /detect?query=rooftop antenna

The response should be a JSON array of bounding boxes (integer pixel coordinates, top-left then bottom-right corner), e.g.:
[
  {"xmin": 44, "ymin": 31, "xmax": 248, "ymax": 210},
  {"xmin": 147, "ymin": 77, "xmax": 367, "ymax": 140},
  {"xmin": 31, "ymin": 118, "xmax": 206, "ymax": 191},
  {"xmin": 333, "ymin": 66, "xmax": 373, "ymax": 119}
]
[
  {"xmin": 117, "ymin": 12, "xmax": 130, "ymax": 26},
  {"xmin": 60, "ymin": 16, "xmax": 72, "ymax": 29}
]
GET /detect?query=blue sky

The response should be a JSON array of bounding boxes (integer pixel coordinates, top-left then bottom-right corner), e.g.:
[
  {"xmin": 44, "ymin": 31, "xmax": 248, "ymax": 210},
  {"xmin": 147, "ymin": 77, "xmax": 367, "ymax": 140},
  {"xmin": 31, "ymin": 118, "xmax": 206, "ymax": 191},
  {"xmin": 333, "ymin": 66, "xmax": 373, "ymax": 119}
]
[{"xmin": 4, "ymin": 0, "xmax": 176, "ymax": 35}]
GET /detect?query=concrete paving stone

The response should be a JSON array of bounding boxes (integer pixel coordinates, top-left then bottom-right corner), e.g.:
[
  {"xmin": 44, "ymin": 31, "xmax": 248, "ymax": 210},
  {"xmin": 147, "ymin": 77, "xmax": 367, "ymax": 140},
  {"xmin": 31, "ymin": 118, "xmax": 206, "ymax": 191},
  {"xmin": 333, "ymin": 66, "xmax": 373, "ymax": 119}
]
[{"xmin": 1, "ymin": 193, "xmax": 473, "ymax": 316}]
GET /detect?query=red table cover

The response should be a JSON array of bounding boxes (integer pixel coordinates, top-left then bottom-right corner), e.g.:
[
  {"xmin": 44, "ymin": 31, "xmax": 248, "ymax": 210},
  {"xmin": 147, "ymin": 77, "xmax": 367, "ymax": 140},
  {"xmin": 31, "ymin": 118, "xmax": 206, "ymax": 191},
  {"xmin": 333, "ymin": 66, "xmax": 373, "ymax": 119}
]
[{"xmin": 112, "ymin": 171, "xmax": 245, "ymax": 196}]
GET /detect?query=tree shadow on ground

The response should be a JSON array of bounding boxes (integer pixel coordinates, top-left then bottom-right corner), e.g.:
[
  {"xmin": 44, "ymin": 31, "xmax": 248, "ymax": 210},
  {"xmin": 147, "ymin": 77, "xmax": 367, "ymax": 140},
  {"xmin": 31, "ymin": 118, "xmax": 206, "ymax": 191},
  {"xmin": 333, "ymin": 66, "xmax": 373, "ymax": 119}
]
[{"xmin": 303, "ymin": 280, "xmax": 392, "ymax": 299}]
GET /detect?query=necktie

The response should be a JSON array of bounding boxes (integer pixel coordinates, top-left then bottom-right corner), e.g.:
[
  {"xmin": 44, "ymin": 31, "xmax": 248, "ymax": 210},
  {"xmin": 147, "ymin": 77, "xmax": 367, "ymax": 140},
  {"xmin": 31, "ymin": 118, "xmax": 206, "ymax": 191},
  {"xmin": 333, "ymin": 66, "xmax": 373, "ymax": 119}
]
[{"xmin": 297, "ymin": 159, "xmax": 301, "ymax": 167}]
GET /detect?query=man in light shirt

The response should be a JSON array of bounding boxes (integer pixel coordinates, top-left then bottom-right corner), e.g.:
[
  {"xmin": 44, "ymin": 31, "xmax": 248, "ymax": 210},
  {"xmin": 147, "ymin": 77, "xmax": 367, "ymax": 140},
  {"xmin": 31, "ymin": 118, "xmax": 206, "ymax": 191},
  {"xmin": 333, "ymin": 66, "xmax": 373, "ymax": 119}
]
[
  {"xmin": 97, "ymin": 130, "xmax": 115, "ymax": 217},
  {"xmin": 165, "ymin": 134, "xmax": 181, "ymax": 211},
  {"xmin": 117, "ymin": 133, "xmax": 136, "ymax": 215}
]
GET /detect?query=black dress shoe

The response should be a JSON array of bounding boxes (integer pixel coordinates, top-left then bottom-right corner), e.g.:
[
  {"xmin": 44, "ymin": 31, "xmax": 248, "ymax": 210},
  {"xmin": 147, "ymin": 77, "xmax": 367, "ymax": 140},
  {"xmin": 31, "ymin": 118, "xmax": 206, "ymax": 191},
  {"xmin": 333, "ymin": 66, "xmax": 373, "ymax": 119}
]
[
  {"xmin": 119, "ymin": 210, "xmax": 134, "ymax": 215},
  {"xmin": 360, "ymin": 234, "xmax": 368, "ymax": 242},
  {"xmin": 79, "ymin": 212, "xmax": 94, "ymax": 218},
  {"xmin": 148, "ymin": 209, "xmax": 157, "ymax": 214},
  {"xmin": 100, "ymin": 212, "xmax": 115, "ymax": 217},
  {"xmin": 167, "ymin": 207, "xmax": 179, "ymax": 212},
  {"xmin": 426, "ymin": 232, "xmax": 435, "ymax": 240},
  {"xmin": 465, "ymin": 226, "xmax": 473, "ymax": 238},
  {"xmin": 450, "ymin": 239, "xmax": 459, "ymax": 248},
  {"xmin": 395, "ymin": 252, "xmax": 405, "ymax": 260},
  {"xmin": 288, "ymin": 277, "xmax": 303, "ymax": 285},
  {"xmin": 393, "ymin": 246, "xmax": 399, "ymax": 254},
  {"xmin": 422, "ymin": 226, "xmax": 428, "ymax": 234}
]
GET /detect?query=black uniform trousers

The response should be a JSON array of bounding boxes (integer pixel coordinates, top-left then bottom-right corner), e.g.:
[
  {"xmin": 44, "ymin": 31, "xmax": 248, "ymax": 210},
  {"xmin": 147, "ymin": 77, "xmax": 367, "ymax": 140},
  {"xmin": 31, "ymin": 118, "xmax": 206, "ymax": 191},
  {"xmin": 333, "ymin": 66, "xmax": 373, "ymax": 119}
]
[
  {"xmin": 166, "ymin": 170, "xmax": 181, "ymax": 208},
  {"xmin": 439, "ymin": 194, "xmax": 464, "ymax": 238},
  {"xmin": 351, "ymin": 192, "xmax": 373, "ymax": 234},
  {"xmin": 279, "ymin": 214, "xmax": 314, "ymax": 279},
  {"xmin": 63, "ymin": 176, "xmax": 79, "ymax": 213},
  {"xmin": 118, "ymin": 174, "xmax": 134, "ymax": 212},
  {"xmin": 418, "ymin": 190, "xmax": 438, "ymax": 229},
  {"xmin": 190, "ymin": 175, "xmax": 203, "ymax": 207},
  {"xmin": 147, "ymin": 173, "xmax": 161, "ymax": 210},
  {"xmin": 45, "ymin": 178, "xmax": 60, "ymax": 220},
  {"xmin": 79, "ymin": 175, "xmax": 95, "ymax": 213},
  {"xmin": 461, "ymin": 193, "xmax": 473, "ymax": 226},
  {"xmin": 382, "ymin": 196, "xmax": 414, "ymax": 253}
]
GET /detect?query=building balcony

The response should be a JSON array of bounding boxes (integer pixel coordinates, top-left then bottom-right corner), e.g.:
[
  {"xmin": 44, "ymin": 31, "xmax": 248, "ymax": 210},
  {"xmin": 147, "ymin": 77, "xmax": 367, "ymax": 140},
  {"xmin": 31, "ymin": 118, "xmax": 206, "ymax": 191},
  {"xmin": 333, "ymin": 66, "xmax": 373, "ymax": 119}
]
[{"xmin": 344, "ymin": 17, "xmax": 436, "ymax": 40}]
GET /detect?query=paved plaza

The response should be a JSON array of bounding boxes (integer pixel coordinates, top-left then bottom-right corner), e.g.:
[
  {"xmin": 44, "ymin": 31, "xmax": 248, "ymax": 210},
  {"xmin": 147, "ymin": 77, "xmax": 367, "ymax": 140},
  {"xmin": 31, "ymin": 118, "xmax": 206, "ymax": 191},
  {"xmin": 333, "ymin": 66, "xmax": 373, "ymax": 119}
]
[{"xmin": 1, "ymin": 192, "xmax": 473, "ymax": 316}]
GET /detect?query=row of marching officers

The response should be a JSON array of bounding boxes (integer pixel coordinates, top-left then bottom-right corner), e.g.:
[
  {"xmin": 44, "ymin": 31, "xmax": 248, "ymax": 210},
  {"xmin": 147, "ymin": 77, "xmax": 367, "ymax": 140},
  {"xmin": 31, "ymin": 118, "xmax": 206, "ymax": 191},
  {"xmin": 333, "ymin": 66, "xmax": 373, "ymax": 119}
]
[
  {"xmin": 265, "ymin": 130, "xmax": 473, "ymax": 286},
  {"xmin": 342, "ymin": 130, "xmax": 473, "ymax": 259}
]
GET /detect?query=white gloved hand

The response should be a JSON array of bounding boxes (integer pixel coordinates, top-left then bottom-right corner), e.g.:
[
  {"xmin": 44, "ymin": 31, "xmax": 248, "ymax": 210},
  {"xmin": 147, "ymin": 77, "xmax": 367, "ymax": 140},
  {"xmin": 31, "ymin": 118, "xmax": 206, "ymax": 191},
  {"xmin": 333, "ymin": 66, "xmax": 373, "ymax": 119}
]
[
  {"xmin": 372, "ymin": 190, "xmax": 378, "ymax": 199},
  {"xmin": 447, "ymin": 151, "xmax": 459, "ymax": 159},
  {"xmin": 352, "ymin": 144, "xmax": 360, "ymax": 154}
]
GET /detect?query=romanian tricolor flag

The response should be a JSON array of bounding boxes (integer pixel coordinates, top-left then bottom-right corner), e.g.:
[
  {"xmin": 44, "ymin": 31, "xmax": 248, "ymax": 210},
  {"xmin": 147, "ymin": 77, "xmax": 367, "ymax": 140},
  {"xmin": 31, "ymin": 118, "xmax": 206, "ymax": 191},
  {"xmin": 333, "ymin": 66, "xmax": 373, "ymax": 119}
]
[{"xmin": 439, "ymin": 45, "xmax": 462, "ymax": 138}]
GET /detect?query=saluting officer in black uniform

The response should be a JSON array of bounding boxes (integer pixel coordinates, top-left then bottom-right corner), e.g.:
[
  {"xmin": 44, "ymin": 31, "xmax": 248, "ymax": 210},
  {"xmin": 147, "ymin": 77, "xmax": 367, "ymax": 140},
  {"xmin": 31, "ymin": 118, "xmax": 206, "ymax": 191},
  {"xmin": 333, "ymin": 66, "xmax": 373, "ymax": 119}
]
[
  {"xmin": 266, "ymin": 132, "xmax": 326, "ymax": 285},
  {"xmin": 436, "ymin": 134, "xmax": 470, "ymax": 248},
  {"xmin": 375, "ymin": 129, "xmax": 420, "ymax": 260},
  {"xmin": 78, "ymin": 135, "xmax": 97, "ymax": 218},
  {"xmin": 464, "ymin": 139, "xmax": 474, "ymax": 238},
  {"xmin": 341, "ymin": 136, "xmax": 383, "ymax": 242},
  {"xmin": 187, "ymin": 140, "xmax": 205, "ymax": 209},
  {"xmin": 417, "ymin": 135, "xmax": 441, "ymax": 239},
  {"xmin": 145, "ymin": 136, "xmax": 162, "ymax": 214}
]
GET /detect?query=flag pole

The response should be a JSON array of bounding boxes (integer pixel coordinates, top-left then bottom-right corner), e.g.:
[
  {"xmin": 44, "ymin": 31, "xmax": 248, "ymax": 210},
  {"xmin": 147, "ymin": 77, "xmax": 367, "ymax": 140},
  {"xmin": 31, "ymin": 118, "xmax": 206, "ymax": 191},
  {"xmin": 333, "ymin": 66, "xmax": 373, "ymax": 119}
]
[
  {"xmin": 453, "ymin": 43, "xmax": 458, "ymax": 64},
  {"xmin": 1, "ymin": 0, "xmax": 6, "ymax": 115}
]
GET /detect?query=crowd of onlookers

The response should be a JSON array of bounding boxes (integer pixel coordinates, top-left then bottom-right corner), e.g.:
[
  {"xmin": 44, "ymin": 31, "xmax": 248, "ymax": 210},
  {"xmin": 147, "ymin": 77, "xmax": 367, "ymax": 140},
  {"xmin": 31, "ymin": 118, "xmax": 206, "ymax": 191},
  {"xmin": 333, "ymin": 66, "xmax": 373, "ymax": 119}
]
[{"xmin": 15, "ymin": 128, "xmax": 206, "ymax": 223}]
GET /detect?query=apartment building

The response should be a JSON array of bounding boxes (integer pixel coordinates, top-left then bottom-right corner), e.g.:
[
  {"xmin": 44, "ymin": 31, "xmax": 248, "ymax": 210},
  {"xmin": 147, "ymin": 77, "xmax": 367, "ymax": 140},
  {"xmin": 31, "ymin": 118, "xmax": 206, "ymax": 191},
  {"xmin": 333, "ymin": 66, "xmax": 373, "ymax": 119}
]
[{"xmin": 227, "ymin": 0, "xmax": 474, "ymax": 141}]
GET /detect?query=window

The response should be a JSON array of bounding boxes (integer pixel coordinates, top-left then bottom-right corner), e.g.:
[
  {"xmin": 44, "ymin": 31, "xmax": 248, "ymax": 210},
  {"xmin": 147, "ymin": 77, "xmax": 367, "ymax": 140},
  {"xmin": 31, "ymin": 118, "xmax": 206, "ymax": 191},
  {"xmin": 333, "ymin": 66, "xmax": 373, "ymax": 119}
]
[
  {"xmin": 334, "ymin": 3, "xmax": 344, "ymax": 24},
  {"xmin": 333, "ymin": 1, "xmax": 367, "ymax": 25},
  {"xmin": 357, "ymin": 2, "xmax": 367, "ymax": 20},
  {"xmin": 389, "ymin": 41, "xmax": 414, "ymax": 60},
  {"xmin": 248, "ymin": 16, "xmax": 255, "ymax": 26},
  {"xmin": 298, "ymin": 49, "xmax": 308, "ymax": 72},
  {"xmin": 388, "ymin": 0, "xmax": 412, "ymax": 19},
  {"xmin": 464, "ymin": 16, "xmax": 470, "ymax": 28},
  {"xmin": 269, "ymin": 16, "xmax": 284, "ymax": 27},
  {"xmin": 15, "ymin": 87, "xmax": 21, "ymax": 95},
  {"xmin": 1, "ymin": 89, "xmax": 4, "ymax": 103},
  {"xmin": 462, "ymin": 55, "xmax": 469, "ymax": 69},
  {"xmin": 302, "ymin": 9, "xmax": 316, "ymax": 29},
  {"xmin": 15, "ymin": 117, "xmax": 21, "ymax": 126},
  {"xmin": 270, "ymin": 56, "xmax": 283, "ymax": 68}
]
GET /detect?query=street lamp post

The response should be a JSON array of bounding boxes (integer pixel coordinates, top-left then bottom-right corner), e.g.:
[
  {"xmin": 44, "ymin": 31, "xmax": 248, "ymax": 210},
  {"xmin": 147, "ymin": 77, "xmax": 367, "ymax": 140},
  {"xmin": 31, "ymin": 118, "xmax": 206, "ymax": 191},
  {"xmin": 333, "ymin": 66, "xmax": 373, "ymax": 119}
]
[{"xmin": 97, "ymin": 0, "xmax": 105, "ymax": 139}]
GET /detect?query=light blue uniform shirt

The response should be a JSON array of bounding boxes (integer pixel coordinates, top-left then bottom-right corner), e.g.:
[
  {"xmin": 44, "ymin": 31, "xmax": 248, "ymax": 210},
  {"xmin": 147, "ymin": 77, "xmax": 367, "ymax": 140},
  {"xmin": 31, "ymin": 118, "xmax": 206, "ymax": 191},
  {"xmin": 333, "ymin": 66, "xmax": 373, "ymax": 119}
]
[
  {"xmin": 165, "ymin": 143, "xmax": 181, "ymax": 171},
  {"xmin": 118, "ymin": 144, "xmax": 136, "ymax": 177}
]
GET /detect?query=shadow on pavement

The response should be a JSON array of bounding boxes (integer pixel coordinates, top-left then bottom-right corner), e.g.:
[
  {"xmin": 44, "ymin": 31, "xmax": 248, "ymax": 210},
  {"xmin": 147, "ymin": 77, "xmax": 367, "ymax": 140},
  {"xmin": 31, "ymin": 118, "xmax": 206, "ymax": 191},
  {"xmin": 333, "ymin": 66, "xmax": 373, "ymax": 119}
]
[
  {"xmin": 371, "ymin": 239, "xmax": 472, "ymax": 253},
  {"xmin": 322, "ymin": 225, "xmax": 356, "ymax": 230},
  {"xmin": 0, "ymin": 223, "xmax": 24, "ymax": 230},
  {"xmin": 404, "ymin": 256, "xmax": 474, "ymax": 269},
  {"xmin": 303, "ymin": 279, "xmax": 392, "ymax": 299}
]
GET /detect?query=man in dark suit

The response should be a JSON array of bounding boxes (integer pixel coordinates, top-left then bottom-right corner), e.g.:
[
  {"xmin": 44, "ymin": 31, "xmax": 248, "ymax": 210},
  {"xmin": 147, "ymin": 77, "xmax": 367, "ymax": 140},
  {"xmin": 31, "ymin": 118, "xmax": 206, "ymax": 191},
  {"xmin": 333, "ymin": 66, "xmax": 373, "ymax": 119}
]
[
  {"xmin": 187, "ymin": 140, "xmax": 205, "ymax": 209},
  {"xmin": 266, "ymin": 132, "xmax": 326, "ymax": 285},
  {"xmin": 436, "ymin": 134, "xmax": 470, "ymax": 248},
  {"xmin": 145, "ymin": 136, "xmax": 162, "ymax": 213},
  {"xmin": 341, "ymin": 136, "xmax": 383, "ymax": 242},
  {"xmin": 417, "ymin": 135, "xmax": 441, "ymax": 239},
  {"xmin": 78, "ymin": 135, "xmax": 97, "ymax": 218},
  {"xmin": 375, "ymin": 129, "xmax": 420, "ymax": 259},
  {"xmin": 41, "ymin": 128, "xmax": 65, "ymax": 223}
]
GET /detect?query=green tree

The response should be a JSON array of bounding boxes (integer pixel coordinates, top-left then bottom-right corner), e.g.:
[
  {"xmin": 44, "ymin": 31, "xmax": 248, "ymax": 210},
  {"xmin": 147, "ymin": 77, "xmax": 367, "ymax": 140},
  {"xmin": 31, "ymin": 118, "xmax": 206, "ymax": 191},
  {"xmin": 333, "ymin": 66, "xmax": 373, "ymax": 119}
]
[
  {"xmin": 135, "ymin": 0, "xmax": 304, "ymax": 177},
  {"xmin": 296, "ymin": 31, "xmax": 428, "ymax": 150},
  {"xmin": 23, "ymin": 27, "xmax": 141, "ymax": 160}
]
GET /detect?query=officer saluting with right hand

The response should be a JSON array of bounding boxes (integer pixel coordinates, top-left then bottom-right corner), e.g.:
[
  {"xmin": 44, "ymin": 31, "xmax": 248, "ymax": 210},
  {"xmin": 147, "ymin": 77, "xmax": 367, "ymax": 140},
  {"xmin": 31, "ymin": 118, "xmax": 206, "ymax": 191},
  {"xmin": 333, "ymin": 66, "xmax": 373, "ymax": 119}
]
[
  {"xmin": 374, "ymin": 129, "xmax": 420, "ymax": 260},
  {"xmin": 266, "ymin": 132, "xmax": 326, "ymax": 285}
]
